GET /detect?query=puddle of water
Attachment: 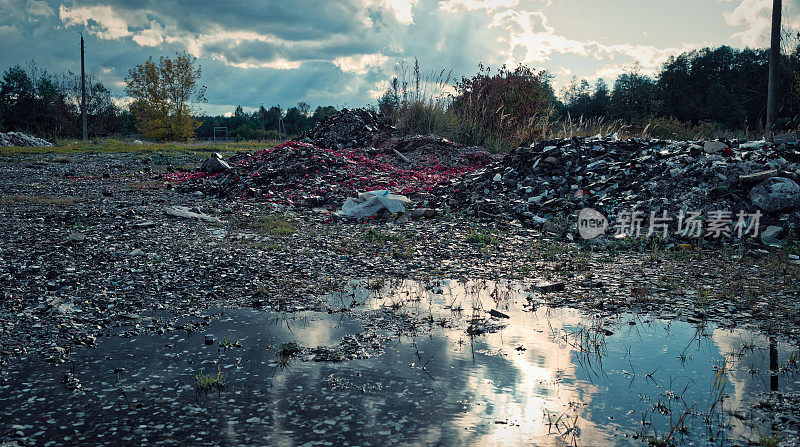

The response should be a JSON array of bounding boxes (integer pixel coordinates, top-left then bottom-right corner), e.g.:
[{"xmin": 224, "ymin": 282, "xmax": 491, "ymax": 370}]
[{"xmin": 1, "ymin": 280, "xmax": 798, "ymax": 446}]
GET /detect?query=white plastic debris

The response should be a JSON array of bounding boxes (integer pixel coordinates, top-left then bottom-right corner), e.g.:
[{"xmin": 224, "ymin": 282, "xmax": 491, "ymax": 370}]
[{"xmin": 334, "ymin": 190, "xmax": 412, "ymax": 219}]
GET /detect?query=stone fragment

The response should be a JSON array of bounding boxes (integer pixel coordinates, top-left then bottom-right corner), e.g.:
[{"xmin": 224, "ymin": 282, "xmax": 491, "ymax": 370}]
[
  {"xmin": 748, "ymin": 177, "xmax": 800, "ymax": 212},
  {"xmin": 760, "ymin": 226, "xmax": 786, "ymax": 247},
  {"xmin": 66, "ymin": 232, "xmax": 85, "ymax": 243},
  {"xmin": 164, "ymin": 206, "xmax": 221, "ymax": 223},
  {"xmin": 201, "ymin": 153, "xmax": 231, "ymax": 173},
  {"xmin": 704, "ymin": 141, "xmax": 727, "ymax": 154}
]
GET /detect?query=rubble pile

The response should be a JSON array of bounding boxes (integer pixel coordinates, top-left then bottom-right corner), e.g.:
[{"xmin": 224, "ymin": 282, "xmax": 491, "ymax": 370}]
[
  {"xmin": 0, "ymin": 132, "xmax": 53, "ymax": 148},
  {"xmin": 376, "ymin": 134, "xmax": 491, "ymax": 168},
  {"xmin": 179, "ymin": 139, "xmax": 491, "ymax": 208},
  {"xmin": 451, "ymin": 137, "xmax": 800, "ymax": 235},
  {"xmin": 300, "ymin": 108, "xmax": 393, "ymax": 149}
]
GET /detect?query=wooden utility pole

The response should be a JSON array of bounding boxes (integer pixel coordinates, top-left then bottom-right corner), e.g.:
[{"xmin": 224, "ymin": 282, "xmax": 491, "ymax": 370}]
[
  {"xmin": 765, "ymin": 0, "xmax": 782, "ymax": 141},
  {"xmin": 80, "ymin": 33, "xmax": 87, "ymax": 141}
]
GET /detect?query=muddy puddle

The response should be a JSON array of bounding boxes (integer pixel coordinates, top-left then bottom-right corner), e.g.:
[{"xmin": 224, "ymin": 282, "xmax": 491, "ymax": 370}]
[{"xmin": 1, "ymin": 279, "xmax": 799, "ymax": 446}]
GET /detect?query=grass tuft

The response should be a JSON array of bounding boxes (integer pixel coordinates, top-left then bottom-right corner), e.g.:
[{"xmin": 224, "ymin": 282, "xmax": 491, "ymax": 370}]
[{"xmin": 195, "ymin": 364, "xmax": 226, "ymax": 394}]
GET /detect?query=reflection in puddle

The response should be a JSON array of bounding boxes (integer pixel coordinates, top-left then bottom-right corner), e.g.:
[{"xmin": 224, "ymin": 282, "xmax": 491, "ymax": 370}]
[{"xmin": 1, "ymin": 279, "xmax": 798, "ymax": 446}]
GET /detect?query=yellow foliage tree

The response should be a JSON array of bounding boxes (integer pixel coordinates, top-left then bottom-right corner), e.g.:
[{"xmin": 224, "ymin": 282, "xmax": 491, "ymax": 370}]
[{"xmin": 125, "ymin": 52, "xmax": 206, "ymax": 141}]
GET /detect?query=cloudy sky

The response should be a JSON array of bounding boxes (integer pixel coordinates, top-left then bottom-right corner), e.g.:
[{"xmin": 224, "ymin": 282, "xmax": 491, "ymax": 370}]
[{"xmin": 1, "ymin": 0, "xmax": 798, "ymax": 115}]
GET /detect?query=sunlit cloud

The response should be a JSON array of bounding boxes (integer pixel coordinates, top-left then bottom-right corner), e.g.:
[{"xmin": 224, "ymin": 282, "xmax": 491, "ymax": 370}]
[
  {"xmin": 439, "ymin": 0, "xmax": 519, "ymax": 13},
  {"xmin": 720, "ymin": 0, "xmax": 772, "ymax": 46},
  {"xmin": 58, "ymin": 4, "xmax": 142, "ymax": 40},
  {"xmin": 333, "ymin": 53, "xmax": 390, "ymax": 74},
  {"xmin": 367, "ymin": 0, "xmax": 419, "ymax": 25}
]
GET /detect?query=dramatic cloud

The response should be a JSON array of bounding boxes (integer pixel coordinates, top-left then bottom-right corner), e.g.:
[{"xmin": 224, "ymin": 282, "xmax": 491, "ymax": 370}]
[
  {"xmin": 718, "ymin": 0, "xmax": 800, "ymax": 47},
  {"xmin": 0, "ymin": 0, "xmax": 795, "ymax": 114},
  {"xmin": 58, "ymin": 4, "xmax": 140, "ymax": 40},
  {"xmin": 720, "ymin": 0, "xmax": 773, "ymax": 46}
]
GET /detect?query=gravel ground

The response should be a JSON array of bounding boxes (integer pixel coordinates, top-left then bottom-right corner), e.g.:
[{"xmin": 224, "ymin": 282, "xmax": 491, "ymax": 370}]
[{"xmin": 1, "ymin": 151, "xmax": 798, "ymax": 444}]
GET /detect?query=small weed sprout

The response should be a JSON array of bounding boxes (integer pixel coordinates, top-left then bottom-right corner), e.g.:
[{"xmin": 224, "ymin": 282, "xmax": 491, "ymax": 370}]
[
  {"xmin": 277, "ymin": 341, "xmax": 301, "ymax": 366},
  {"xmin": 195, "ymin": 364, "xmax": 226, "ymax": 394},
  {"xmin": 465, "ymin": 230, "xmax": 496, "ymax": 245},
  {"xmin": 218, "ymin": 337, "xmax": 242, "ymax": 349},
  {"xmin": 754, "ymin": 424, "xmax": 782, "ymax": 447}
]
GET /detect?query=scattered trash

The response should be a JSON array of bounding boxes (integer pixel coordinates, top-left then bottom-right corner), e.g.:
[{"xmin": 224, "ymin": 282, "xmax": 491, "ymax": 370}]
[
  {"xmin": 176, "ymin": 113, "xmax": 492, "ymax": 209},
  {"xmin": 334, "ymin": 190, "xmax": 412, "ymax": 220}
]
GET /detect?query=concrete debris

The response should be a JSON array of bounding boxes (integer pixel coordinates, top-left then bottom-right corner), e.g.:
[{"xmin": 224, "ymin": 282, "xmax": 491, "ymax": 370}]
[
  {"xmin": 536, "ymin": 282, "xmax": 566, "ymax": 293},
  {"xmin": 0, "ymin": 132, "xmax": 53, "ymax": 148},
  {"xmin": 760, "ymin": 225, "xmax": 786, "ymax": 247},
  {"xmin": 739, "ymin": 169, "xmax": 778, "ymax": 183},
  {"xmin": 300, "ymin": 108, "xmax": 393, "ymax": 149},
  {"xmin": 703, "ymin": 140, "xmax": 728, "ymax": 154},
  {"xmin": 201, "ymin": 153, "xmax": 231, "ymax": 173},
  {"xmin": 178, "ymin": 120, "xmax": 492, "ymax": 210},
  {"xmin": 449, "ymin": 136, "xmax": 800, "ymax": 238},
  {"xmin": 748, "ymin": 177, "xmax": 800, "ymax": 212},
  {"xmin": 163, "ymin": 206, "xmax": 222, "ymax": 223}
]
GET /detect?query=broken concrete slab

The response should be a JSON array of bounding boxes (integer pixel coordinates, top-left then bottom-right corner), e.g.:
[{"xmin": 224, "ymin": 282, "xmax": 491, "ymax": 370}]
[
  {"xmin": 748, "ymin": 177, "xmax": 800, "ymax": 212},
  {"xmin": 739, "ymin": 170, "xmax": 778, "ymax": 183}
]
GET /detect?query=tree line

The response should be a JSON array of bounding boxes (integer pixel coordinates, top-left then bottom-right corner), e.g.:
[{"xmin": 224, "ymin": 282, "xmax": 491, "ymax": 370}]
[
  {"xmin": 0, "ymin": 62, "xmax": 132, "ymax": 139},
  {"xmin": 2, "ymin": 45, "xmax": 799, "ymax": 143},
  {"xmin": 195, "ymin": 103, "xmax": 338, "ymax": 141},
  {"xmin": 0, "ymin": 54, "xmax": 339, "ymax": 142},
  {"xmin": 559, "ymin": 45, "xmax": 800, "ymax": 133}
]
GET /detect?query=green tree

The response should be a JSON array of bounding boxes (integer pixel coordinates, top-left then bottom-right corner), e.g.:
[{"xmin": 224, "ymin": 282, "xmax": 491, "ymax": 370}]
[
  {"xmin": 282, "ymin": 104, "xmax": 309, "ymax": 135},
  {"xmin": 563, "ymin": 78, "xmax": 593, "ymax": 118},
  {"xmin": 125, "ymin": 51, "xmax": 206, "ymax": 141},
  {"xmin": 311, "ymin": 105, "xmax": 337, "ymax": 124},
  {"xmin": 588, "ymin": 79, "xmax": 611, "ymax": 117},
  {"xmin": 0, "ymin": 65, "xmax": 35, "ymax": 132},
  {"xmin": 610, "ymin": 72, "xmax": 655, "ymax": 122},
  {"xmin": 378, "ymin": 78, "xmax": 400, "ymax": 117},
  {"xmin": 59, "ymin": 71, "xmax": 119, "ymax": 137}
]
